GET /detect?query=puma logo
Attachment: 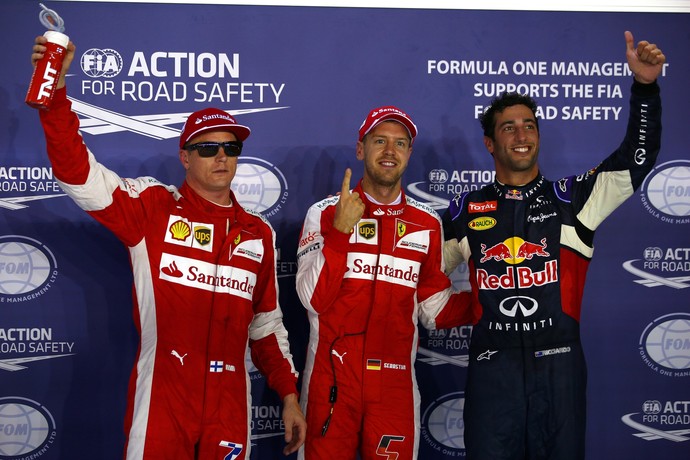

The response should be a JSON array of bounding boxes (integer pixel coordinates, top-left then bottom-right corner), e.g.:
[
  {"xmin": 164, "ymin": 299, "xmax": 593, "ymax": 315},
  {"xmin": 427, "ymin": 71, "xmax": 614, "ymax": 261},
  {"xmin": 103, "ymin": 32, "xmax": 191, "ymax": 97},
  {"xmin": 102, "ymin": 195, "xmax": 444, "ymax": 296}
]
[
  {"xmin": 171, "ymin": 350, "xmax": 187, "ymax": 365},
  {"xmin": 331, "ymin": 349, "xmax": 347, "ymax": 364}
]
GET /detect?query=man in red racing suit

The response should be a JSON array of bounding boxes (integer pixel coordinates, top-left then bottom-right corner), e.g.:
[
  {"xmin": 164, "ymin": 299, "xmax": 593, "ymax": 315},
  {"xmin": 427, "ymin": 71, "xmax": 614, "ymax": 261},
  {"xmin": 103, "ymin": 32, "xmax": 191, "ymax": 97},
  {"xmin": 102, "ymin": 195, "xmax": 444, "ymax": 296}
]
[
  {"xmin": 441, "ymin": 32, "xmax": 664, "ymax": 460},
  {"xmin": 295, "ymin": 106, "xmax": 474, "ymax": 460},
  {"xmin": 31, "ymin": 35, "xmax": 305, "ymax": 459}
]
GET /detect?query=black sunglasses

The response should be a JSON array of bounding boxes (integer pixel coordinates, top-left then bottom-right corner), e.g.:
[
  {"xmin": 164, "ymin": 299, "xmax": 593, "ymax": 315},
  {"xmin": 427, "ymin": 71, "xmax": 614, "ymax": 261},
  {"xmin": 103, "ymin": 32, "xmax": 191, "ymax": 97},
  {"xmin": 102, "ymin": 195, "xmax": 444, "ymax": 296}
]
[{"xmin": 185, "ymin": 141, "xmax": 243, "ymax": 158}]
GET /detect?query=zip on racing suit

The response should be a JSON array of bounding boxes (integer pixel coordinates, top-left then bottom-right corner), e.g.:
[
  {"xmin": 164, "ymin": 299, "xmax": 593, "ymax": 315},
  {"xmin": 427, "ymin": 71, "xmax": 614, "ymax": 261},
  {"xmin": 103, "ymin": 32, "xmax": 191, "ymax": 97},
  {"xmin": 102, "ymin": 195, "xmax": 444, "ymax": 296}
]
[
  {"xmin": 441, "ymin": 80, "xmax": 661, "ymax": 459},
  {"xmin": 296, "ymin": 181, "xmax": 475, "ymax": 460},
  {"xmin": 39, "ymin": 87, "xmax": 299, "ymax": 460}
]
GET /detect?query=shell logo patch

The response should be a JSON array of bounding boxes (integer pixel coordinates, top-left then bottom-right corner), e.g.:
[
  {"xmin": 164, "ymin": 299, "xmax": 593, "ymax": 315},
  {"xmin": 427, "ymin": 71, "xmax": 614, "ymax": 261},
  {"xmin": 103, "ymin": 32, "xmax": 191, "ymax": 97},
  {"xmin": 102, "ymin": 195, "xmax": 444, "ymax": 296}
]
[{"xmin": 170, "ymin": 220, "xmax": 191, "ymax": 241}]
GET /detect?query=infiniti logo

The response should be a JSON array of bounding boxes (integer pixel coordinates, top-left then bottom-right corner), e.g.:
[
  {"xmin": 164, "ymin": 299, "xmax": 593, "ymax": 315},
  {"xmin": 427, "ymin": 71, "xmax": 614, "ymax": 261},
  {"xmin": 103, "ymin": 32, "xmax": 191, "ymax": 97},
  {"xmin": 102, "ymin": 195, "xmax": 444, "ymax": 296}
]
[{"xmin": 499, "ymin": 296, "xmax": 538, "ymax": 318}]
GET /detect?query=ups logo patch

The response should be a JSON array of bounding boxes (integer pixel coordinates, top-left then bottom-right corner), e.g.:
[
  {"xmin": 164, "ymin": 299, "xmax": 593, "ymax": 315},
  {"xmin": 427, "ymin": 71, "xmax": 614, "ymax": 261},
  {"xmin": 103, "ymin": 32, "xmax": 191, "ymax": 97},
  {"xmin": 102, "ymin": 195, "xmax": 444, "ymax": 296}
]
[
  {"xmin": 194, "ymin": 226, "xmax": 212, "ymax": 246},
  {"xmin": 358, "ymin": 222, "xmax": 376, "ymax": 240}
]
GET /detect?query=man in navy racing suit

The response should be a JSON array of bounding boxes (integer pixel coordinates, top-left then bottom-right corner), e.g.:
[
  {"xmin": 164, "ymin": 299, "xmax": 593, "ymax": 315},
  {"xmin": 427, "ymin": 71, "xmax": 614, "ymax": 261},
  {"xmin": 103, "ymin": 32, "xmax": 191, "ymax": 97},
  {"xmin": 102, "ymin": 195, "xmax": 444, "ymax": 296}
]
[{"xmin": 441, "ymin": 31, "xmax": 665, "ymax": 460}]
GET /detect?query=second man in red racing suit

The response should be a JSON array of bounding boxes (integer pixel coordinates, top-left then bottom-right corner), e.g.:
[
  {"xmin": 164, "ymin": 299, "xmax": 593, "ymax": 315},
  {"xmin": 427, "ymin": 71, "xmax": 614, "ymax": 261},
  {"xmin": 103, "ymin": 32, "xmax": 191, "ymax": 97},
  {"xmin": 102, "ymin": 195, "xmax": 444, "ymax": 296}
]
[{"xmin": 296, "ymin": 106, "xmax": 474, "ymax": 460}]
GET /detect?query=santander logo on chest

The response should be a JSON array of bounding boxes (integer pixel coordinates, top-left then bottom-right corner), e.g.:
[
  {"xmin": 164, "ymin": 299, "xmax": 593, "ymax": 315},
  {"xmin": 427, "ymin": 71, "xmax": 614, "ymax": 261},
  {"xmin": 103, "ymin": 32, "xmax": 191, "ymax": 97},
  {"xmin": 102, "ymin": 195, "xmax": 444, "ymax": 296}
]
[{"xmin": 159, "ymin": 253, "xmax": 257, "ymax": 300}]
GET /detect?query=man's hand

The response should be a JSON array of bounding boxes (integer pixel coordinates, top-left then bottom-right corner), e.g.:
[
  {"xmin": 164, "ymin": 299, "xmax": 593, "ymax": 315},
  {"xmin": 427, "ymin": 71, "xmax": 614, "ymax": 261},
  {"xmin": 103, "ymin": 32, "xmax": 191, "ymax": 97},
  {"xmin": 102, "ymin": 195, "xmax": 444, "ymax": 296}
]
[
  {"xmin": 281, "ymin": 393, "xmax": 306, "ymax": 456},
  {"xmin": 31, "ymin": 35, "xmax": 76, "ymax": 90},
  {"xmin": 333, "ymin": 168, "xmax": 365, "ymax": 234},
  {"xmin": 625, "ymin": 31, "xmax": 666, "ymax": 84}
]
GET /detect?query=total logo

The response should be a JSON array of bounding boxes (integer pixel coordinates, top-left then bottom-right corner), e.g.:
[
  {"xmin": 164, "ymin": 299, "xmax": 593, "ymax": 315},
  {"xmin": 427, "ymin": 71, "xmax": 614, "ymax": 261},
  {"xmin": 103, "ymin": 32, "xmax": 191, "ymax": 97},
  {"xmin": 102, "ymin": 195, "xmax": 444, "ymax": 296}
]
[
  {"xmin": 639, "ymin": 160, "xmax": 690, "ymax": 225},
  {"xmin": 621, "ymin": 399, "xmax": 690, "ymax": 443},
  {"xmin": 638, "ymin": 313, "xmax": 690, "ymax": 377},
  {"xmin": 420, "ymin": 392, "xmax": 466, "ymax": 457}
]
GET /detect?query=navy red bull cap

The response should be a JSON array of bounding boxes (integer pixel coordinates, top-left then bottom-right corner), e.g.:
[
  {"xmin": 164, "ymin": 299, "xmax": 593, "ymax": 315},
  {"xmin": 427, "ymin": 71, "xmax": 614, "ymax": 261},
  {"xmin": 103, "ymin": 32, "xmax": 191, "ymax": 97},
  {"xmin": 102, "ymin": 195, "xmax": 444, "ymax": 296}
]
[{"xmin": 358, "ymin": 105, "xmax": 418, "ymax": 143}]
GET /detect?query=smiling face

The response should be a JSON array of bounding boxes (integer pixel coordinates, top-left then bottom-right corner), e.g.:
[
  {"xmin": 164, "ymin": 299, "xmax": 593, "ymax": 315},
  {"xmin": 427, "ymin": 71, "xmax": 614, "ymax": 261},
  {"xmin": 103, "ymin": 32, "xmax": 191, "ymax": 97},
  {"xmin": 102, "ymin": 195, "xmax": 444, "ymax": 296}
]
[
  {"xmin": 356, "ymin": 120, "xmax": 412, "ymax": 203},
  {"xmin": 179, "ymin": 130, "xmax": 239, "ymax": 205},
  {"xmin": 484, "ymin": 104, "xmax": 540, "ymax": 185}
]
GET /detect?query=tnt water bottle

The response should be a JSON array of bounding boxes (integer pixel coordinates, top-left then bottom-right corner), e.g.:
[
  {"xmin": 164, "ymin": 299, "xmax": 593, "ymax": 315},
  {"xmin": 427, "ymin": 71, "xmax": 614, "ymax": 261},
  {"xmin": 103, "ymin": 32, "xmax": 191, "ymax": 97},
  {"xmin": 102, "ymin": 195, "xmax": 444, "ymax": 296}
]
[
  {"xmin": 25, "ymin": 30, "xmax": 69, "ymax": 110},
  {"xmin": 26, "ymin": 3, "xmax": 68, "ymax": 110}
]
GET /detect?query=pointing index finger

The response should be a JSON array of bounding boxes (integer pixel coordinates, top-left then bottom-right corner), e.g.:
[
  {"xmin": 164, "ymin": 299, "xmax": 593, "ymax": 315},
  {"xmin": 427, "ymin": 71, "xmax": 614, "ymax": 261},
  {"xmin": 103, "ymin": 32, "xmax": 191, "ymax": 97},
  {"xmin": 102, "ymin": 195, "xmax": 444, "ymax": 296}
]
[
  {"xmin": 341, "ymin": 168, "xmax": 352, "ymax": 196},
  {"xmin": 624, "ymin": 30, "xmax": 634, "ymax": 52}
]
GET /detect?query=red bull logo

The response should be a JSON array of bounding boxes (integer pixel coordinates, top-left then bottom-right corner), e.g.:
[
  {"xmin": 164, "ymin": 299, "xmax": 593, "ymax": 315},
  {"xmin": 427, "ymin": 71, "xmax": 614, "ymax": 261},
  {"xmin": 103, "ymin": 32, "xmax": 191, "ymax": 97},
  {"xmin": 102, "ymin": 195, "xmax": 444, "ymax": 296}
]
[
  {"xmin": 505, "ymin": 189, "xmax": 523, "ymax": 200},
  {"xmin": 480, "ymin": 237, "xmax": 549, "ymax": 264},
  {"xmin": 480, "ymin": 242, "xmax": 512, "ymax": 263},
  {"xmin": 477, "ymin": 260, "xmax": 558, "ymax": 290},
  {"xmin": 516, "ymin": 238, "xmax": 549, "ymax": 259}
]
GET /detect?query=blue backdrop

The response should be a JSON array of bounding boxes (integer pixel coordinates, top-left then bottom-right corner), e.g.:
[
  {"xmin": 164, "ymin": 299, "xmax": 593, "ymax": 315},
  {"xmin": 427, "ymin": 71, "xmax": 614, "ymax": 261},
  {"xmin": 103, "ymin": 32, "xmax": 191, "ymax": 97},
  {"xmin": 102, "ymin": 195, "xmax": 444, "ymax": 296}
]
[{"xmin": 1, "ymin": 1, "xmax": 689, "ymax": 459}]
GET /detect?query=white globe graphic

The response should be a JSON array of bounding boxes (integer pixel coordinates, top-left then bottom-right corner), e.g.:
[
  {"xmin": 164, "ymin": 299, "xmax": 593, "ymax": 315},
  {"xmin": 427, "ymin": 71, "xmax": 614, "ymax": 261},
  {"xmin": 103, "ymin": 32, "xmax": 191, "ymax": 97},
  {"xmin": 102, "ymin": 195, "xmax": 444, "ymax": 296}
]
[
  {"xmin": 0, "ymin": 239, "xmax": 53, "ymax": 295},
  {"xmin": 425, "ymin": 396, "xmax": 465, "ymax": 449},
  {"xmin": 645, "ymin": 164, "xmax": 690, "ymax": 217},
  {"xmin": 232, "ymin": 158, "xmax": 286, "ymax": 213},
  {"xmin": 0, "ymin": 401, "xmax": 51, "ymax": 456},
  {"xmin": 80, "ymin": 48, "xmax": 122, "ymax": 78},
  {"xmin": 644, "ymin": 318, "xmax": 690, "ymax": 370}
]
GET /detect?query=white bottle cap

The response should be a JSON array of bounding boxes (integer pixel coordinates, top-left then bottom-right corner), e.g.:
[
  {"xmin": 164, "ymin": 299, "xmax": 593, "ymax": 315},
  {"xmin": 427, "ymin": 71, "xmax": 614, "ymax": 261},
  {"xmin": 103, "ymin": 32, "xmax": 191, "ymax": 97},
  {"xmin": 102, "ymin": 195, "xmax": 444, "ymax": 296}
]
[{"xmin": 43, "ymin": 30, "xmax": 69, "ymax": 49}]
